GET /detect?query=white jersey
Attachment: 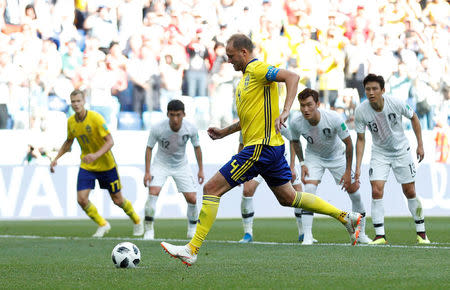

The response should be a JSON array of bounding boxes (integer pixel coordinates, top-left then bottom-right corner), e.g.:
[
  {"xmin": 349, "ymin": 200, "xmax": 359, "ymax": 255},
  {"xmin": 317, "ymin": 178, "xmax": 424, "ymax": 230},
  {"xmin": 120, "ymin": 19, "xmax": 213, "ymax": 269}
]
[
  {"xmin": 289, "ymin": 108, "xmax": 350, "ymax": 160},
  {"xmin": 355, "ymin": 95, "xmax": 414, "ymax": 157},
  {"xmin": 280, "ymin": 124, "xmax": 293, "ymax": 141},
  {"xmin": 147, "ymin": 119, "xmax": 200, "ymax": 167}
]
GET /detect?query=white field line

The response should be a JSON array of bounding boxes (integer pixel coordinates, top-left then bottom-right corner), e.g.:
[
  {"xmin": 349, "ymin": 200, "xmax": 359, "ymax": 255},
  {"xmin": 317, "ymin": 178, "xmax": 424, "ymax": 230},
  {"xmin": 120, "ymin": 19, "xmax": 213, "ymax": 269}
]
[{"xmin": 0, "ymin": 234, "xmax": 449, "ymax": 250}]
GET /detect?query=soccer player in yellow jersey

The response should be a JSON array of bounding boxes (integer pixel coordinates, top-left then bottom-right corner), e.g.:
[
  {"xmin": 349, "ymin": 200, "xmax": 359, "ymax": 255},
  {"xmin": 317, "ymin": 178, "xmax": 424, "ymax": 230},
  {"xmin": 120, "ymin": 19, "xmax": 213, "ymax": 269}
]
[
  {"xmin": 161, "ymin": 34, "xmax": 362, "ymax": 266},
  {"xmin": 50, "ymin": 90, "xmax": 143, "ymax": 237}
]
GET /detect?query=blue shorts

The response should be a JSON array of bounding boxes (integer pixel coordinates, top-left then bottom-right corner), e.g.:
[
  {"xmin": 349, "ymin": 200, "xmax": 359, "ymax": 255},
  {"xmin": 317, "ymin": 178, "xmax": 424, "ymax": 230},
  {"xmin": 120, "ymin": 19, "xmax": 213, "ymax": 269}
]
[
  {"xmin": 77, "ymin": 167, "xmax": 122, "ymax": 194},
  {"xmin": 219, "ymin": 144, "xmax": 292, "ymax": 188}
]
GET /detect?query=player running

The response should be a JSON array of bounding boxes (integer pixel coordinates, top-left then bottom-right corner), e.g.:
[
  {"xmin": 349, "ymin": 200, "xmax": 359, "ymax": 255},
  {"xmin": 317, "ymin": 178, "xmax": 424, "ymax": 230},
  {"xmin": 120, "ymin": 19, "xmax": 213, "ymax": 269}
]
[
  {"xmin": 355, "ymin": 74, "xmax": 430, "ymax": 245},
  {"xmin": 50, "ymin": 90, "xmax": 143, "ymax": 237},
  {"xmin": 290, "ymin": 88, "xmax": 372, "ymax": 245},
  {"xmin": 143, "ymin": 99, "xmax": 204, "ymax": 240},
  {"xmin": 161, "ymin": 34, "xmax": 361, "ymax": 266}
]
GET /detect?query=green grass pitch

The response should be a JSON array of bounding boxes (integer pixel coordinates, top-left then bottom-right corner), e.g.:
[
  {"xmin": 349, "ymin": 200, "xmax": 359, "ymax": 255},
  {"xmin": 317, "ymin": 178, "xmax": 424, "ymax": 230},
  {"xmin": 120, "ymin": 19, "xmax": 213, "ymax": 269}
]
[{"xmin": 1, "ymin": 217, "xmax": 449, "ymax": 289}]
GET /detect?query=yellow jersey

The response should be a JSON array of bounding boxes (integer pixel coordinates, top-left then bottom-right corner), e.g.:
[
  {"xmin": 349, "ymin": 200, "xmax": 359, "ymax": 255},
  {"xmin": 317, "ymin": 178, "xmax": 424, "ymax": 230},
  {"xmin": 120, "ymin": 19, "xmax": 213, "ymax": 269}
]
[
  {"xmin": 67, "ymin": 110, "xmax": 116, "ymax": 171},
  {"xmin": 236, "ymin": 59, "xmax": 284, "ymax": 147}
]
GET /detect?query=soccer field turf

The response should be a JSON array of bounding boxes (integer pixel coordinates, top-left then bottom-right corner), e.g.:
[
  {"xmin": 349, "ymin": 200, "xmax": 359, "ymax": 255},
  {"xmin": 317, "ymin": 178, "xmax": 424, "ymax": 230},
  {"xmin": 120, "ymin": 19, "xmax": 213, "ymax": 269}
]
[{"xmin": 1, "ymin": 217, "xmax": 449, "ymax": 289}]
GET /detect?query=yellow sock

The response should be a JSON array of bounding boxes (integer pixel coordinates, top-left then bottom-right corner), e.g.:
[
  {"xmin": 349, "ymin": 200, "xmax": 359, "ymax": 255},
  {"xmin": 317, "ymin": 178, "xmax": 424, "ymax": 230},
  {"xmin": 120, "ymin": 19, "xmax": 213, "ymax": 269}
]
[
  {"xmin": 121, "ymin": 199, "xmax": 141, "ymax": 224},
  {"xmin": 189, "ymin": 195, "xmax": 220, "ymax": 253},
  {"xmin": 83, "ymin": 202, "xmax": 107, "ymax": 226},
  {"xmin": 292, "ymin": 192, "xmax": 347, "ymax": 223}
]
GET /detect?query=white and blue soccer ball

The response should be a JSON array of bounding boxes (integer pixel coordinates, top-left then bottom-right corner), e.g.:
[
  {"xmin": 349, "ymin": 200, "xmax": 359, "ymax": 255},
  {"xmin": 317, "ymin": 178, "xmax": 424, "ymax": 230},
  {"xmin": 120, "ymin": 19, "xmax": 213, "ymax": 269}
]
[{"xmin": 111, "ymin": 242, "xmax": 141, "ymax": 268}]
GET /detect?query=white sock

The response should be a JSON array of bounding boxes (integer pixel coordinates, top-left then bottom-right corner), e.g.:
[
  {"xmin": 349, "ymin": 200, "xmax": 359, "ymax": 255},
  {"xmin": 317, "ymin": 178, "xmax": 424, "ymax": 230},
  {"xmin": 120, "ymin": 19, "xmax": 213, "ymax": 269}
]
[
  {"xmin": 294, "ymin": 208, "xmax": 302, "ymax": 235},
  {"xmin": 144, "ymin": 194, "xmax": 158, "ymax": 231},
  {"xmin": 301, "ymin": 211, "xmax": 314, "ymax": 240},
  {"xmin": 348, "ymin": 190, "xmax": 367, "ymax": 235},
  {"xmin": 187, "ymin": 202, "xmax": 198, "ymax": 230},
  {"xmin": 348, "ymin": 190, "xmax": 365, "ymax": 213},
  {"xmin": 241, "ymin": 196, "xmax": 254, "ymax": 235},
  {"xmin": 302, "ymin": 184, "xmax": 317, "ymax": 239},
  {"xmin": 407, "ymin": 197, "xmax": 425, "ymax": 232},
  {"xmin": 371, "ymin": 198, "xmax": 385, "ymax": 236}
]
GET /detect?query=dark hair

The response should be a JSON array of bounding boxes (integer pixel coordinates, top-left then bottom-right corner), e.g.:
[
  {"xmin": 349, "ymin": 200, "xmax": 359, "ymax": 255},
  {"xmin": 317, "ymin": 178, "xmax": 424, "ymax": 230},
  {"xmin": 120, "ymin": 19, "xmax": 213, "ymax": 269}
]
[
  {"xmin": 363, "ymin": 74, "xmax": 385, "ymax": 90},
  {"xmin": 167, "ymin": 99, "xmax": 185, "ymax": 112},
  {"xmin": 214, "ymin": 42, "xmax": 225, "ymax": 51},
  {"xmin": 297, "ymin": 88, "xmax": 319, "ymax": 103},
  {"xmin": 70, "ymin": 89, "xmax": 85, "ymax": 99},
  {"xmin": 227, "ymin": 34, "xmax": 254, "ymax": 53},
  {"xmin": 109, "ymin": 41, "xmax": 119, "ymax": 49},
  {"xmin": 25, "ymin": 4, "xmax": 36, "ymax": 19}
]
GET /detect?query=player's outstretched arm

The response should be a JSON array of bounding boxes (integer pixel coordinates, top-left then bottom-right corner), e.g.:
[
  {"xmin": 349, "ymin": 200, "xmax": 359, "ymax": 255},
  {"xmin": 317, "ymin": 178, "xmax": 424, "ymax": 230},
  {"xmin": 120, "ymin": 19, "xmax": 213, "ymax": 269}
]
[
  {"xmin": 82, "ymin": 133, "xmax": 114, "ymax": 164},
  {"xmin": 410, "ymin": 112, "xmax": 424, "ymax": 162},
  {"xmin": 355, "ymin": 133, "xmax": 365, "ymax": 182},
  {"xmin": 50, "ymin": 138, "xmax": 74, "ymax": 173},
  {"xmin": 207, "ymin": 121, "xmax": 241, "ymax": 140},
  {"xmin": 194, "ymin": 146, "xmax": 204, "ymax": 184},
  {"xmin": 274, "ymin": 69, "xmax": 300, "ymax": 133}
]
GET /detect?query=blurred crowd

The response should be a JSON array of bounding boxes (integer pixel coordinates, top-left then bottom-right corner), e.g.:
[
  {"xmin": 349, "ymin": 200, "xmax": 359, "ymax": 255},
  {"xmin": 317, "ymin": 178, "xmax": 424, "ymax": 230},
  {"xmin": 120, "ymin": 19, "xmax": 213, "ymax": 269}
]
[{"xmin": 0, "ymin": 0, "xmax": 448, "ymax": 133}]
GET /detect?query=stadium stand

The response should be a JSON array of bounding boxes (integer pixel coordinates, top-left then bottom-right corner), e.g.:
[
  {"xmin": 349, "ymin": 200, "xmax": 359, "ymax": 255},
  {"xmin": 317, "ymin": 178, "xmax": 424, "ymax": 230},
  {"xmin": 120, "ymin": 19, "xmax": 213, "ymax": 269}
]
[{"xmin": 0, "ymin": 0, "xmax": 447, "ymax": 132}]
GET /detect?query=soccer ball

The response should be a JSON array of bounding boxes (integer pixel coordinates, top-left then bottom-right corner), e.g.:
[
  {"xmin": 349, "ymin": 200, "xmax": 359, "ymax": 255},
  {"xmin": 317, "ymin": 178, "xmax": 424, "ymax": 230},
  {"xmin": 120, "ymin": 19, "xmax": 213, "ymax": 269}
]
[{"xmin": 111, "ymin": 242, "xmax": 141, "ymax": 268}]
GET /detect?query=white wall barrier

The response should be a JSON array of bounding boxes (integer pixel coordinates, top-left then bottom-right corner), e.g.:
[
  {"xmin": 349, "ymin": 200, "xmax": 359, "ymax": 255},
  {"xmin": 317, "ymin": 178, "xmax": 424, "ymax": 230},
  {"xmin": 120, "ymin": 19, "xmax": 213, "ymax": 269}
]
[
  {"xmin": 0, "ymin": 129, "xmax": 449, "ymax": 219},
  {"xmin": 0, "ymin": 163, "xmax": 449, "ymax": 220}
]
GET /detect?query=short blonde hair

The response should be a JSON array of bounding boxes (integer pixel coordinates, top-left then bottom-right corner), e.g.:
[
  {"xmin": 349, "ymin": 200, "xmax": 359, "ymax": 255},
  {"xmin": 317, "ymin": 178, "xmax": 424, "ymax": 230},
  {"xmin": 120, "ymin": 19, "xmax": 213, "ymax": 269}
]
[{"xmin": 70, "ymin": 89, "xmax": 85, "ymax": 99}]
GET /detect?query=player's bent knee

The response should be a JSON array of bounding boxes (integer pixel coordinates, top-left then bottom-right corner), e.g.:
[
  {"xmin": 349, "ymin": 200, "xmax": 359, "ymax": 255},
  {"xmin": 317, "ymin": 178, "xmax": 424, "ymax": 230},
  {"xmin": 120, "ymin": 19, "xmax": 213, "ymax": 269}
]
[
  {"xmin": 271, "ymin": 183, "xmax": 296, "ymax": 206},
  {"xmin": 242, "ymin": 189, "xmax": 255, "ymax": 198},
  {"xmin": 203, "ymin": 181, "xmax": 218, "ymax": 196},
  {"xmin": 371, "ymin": 191, "xmax": 383, "ymax": 199},
  {"xmin": 112, "ymin": 197, "xmax": 123, "ymax": 206},
  {"xmin": 77, "ymin": 198, "xmax": 89, "ymax": 208},
  {"xmin": 183, "ymin": 193, "xmax": 197, "ymax": 204},
  {"xmin": 149, "ymin": 187, "xmax": 162, "ymax": 196},
  {"xmin": 277, "ymin": 197, "xmax": 292, "ymax": 207},
  {"xmin": 109, "ymin": 191, "xmax": 123, "ymax": 205},
  {"xmin": 402, "ymin": 187, "xmax": 416, "ymax": 199},
  {"xmin": 203, "ymin": 173, "xmax": 230, "ymax": 197},
  {"xmin": 273, "ymin": 193, "xmax": 294, "ymax": 207},
  {"xmin": 371, "ymin": 184, "xmax": 384, "ymax": 199}
]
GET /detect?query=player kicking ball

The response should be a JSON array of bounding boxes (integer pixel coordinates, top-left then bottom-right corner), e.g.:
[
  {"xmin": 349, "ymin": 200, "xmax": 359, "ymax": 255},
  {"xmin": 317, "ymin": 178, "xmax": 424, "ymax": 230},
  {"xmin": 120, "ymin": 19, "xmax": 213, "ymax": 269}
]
[
  {"xmin": 142, "ymin": 100, "xmax": 204, "ymax": 240},
  {"xmin": 289, "ymin": 88, "xmax": 372, "ymax": 245},
  {"xmin": 355, "ymin": 74, "xmax": 430, "ymax": 245},
  {"xmin": 50, "ymin": 90, "xmax": 143, "ymax": 237},
  {"xmin": 160, "ymin": 34, "xmax": 361, "ymax": 266}
]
